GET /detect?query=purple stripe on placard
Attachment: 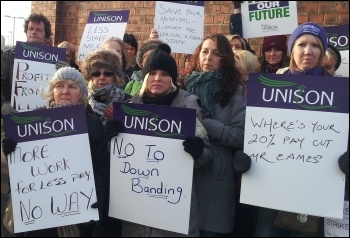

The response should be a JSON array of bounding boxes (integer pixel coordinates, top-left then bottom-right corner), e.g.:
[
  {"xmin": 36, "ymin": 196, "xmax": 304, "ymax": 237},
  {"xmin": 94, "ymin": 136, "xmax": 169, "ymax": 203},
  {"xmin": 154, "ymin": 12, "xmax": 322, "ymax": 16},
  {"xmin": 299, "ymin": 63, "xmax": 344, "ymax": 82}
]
[
  {"xmin": 3, "ymin": 105, "xmax": 88, "ymax": 143},
  {"xmin": 248, "ymin": 1, "xmax": 289, "ymax": 11},
  {"xmin": 113, "ymin": 102, "xmax": 196, "ymax": 139},
  {"xmin": 247, "ymin": 73, "xmax": 349, "ymax": 113},
  {"xmin": 162, "ymin": 1, "xmax": 205, "ymax": 7},
  {"xmin": 14, "ymin": 41, "xmax": 65, "ymax": 63},
  {"xmin": 324, "ymin": 24, "xmax": 349, "ymax": 51},
  {"xmin": 87, "ymin": 10, "xmax": 130, "ymax": 24}
]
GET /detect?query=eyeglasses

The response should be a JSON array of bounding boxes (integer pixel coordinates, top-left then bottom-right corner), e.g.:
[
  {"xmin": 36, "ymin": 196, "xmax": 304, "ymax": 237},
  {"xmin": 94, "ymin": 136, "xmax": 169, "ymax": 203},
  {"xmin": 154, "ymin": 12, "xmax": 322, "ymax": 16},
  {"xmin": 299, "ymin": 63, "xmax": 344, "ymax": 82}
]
[{"xmin": 90, "ymin": 71, "xmax": 114, "ymax": 77}]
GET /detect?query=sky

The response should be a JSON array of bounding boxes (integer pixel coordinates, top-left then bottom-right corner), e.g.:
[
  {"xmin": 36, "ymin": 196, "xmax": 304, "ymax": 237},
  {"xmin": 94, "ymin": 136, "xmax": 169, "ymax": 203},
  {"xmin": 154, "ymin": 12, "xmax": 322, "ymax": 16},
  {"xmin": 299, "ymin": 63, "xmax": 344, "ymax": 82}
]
[{"xmin": 1, "ymin": 1, "xmax": 32, "ymax": 46}]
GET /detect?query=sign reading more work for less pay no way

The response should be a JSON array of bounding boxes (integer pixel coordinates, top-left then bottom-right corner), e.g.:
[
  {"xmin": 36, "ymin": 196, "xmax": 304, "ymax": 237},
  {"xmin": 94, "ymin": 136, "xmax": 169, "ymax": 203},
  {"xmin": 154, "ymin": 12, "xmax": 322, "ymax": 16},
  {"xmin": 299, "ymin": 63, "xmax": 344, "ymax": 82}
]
[{"xmin": 3, "ymin": 105, "xmax": 99, "ymax": 233}]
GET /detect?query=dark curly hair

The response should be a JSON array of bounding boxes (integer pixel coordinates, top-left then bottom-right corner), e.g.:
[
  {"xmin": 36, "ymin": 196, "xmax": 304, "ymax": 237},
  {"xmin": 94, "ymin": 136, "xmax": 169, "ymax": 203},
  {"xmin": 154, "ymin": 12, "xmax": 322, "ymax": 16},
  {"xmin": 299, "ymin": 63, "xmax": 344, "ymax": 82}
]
[
  {"xmin": 186, "ymin": 33, "xmax": 244, "ymax": 107},
  {"xmin": 123, "ymin": 33, "xmax": 138, "ymax": 53},
  {"xmin": 24, "ymin": 13, "xmax": 52, "ymax": 40}
]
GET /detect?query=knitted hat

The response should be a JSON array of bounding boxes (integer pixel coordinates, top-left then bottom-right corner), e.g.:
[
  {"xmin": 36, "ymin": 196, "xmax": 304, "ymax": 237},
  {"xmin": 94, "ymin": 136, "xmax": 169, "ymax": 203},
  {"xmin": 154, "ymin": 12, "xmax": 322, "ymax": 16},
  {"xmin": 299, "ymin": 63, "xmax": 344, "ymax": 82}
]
[
  {"xmin": 81, "ymin": 48, "xmax": 123, "ymax": 81},
  {"xmin": 136, "ymin": 39, "xmax": 163, "ymax": 67},
  {"xmin": 123, "ymin": 33, "xmax": 138, "ymax": 52},
  {"xmin": 51, "ymin": 67, "xmax": 88, "ymax": 96},
  {"xmin": 142, "ymin": 43, "xmax": 178, "ymax": 84},
  {"xmin": 327, "ymin": 44, "xmax": 341, "ymax": 71},
  {"xmin": 288, "ymin": 22, "xmax": 328, "ymax": 55},
  {"xmin": 262, "ymin": 35, "xmax": 287, "ymax": 54}
]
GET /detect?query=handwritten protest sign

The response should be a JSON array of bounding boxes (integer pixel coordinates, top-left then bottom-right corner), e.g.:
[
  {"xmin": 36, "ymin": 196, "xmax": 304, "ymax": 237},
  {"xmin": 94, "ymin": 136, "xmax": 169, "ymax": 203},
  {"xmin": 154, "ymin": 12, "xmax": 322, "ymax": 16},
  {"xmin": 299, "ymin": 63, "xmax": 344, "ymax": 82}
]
[
  {"xmin": 241, "ymin": 1, "xmax": 298, "ymax": 38},
  {"xmin": 324, "ymin": 24, "xmax": 349, "ymax": 77},
  {"xmin": 154, "ymin": 1, "xmax": 204, "ymax": 54},
  {"xmin": 108, "ymin": 102, "xmax": 196, "ymax": 234},
  {"xmin": 11, "ymin": 41, "xmax": 65, "ymax": 112},
  {"xmin": 77, "ymin": 10, "xmax": 130, "ymax": 62},
  {"xmin": 3, "ymin": 105, "xmax": 98, "ymax": 233},
  {"xmin": 240, "ymin": 73, "xmax": 349, "ymax": 219}
]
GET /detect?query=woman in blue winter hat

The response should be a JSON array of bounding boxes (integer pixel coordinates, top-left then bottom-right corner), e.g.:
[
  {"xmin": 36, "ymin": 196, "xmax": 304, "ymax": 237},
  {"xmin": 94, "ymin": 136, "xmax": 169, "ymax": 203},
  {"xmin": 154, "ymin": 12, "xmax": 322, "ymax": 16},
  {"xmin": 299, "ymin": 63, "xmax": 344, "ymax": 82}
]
[
  {"xmin": 254, "ymin": 22, "xmax": 342, "ymax": 237},
  {"xmin": 277, "ymin": 22, "xmax": 330, "ymax": 75}
]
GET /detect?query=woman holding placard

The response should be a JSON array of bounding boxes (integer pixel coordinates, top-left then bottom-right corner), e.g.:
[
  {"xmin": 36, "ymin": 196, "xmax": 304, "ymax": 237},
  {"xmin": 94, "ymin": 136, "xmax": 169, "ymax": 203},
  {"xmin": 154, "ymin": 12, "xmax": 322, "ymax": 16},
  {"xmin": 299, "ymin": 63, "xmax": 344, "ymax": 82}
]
[
  {"xmin": 104, "ymin": 43, "xmax": 214, "ymax": 237},
  {"xmin": 2, "ymin": 67, "xmax": 109, "ymax": 236},
  {"xmin": 254, "ymin": 22, "xmax": 333, "ymax": 237},
  {"xmin": 183, "ymin": 33, "xmax": 247, "ymax": 237}
]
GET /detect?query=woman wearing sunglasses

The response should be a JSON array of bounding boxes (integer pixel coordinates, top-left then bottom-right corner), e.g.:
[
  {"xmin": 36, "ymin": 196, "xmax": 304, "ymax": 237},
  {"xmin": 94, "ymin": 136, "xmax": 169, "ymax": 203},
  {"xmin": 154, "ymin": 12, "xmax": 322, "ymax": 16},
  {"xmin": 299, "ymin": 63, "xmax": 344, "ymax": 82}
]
[{"xmin": 81, "ymin": 48, "xmax": 131, "ymax": 125}]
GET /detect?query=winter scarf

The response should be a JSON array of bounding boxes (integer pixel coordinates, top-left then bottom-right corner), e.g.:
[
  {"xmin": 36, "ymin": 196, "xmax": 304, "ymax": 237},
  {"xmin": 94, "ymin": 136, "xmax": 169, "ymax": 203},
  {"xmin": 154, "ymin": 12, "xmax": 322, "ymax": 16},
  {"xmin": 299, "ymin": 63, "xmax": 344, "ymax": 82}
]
[
  {"xmin": 265, "ymin": 64, "xmax": 280, "ymax": 73},
  {"xmin": 184, "ymin": 70, "xmax": 222, "ymax": 118},
  {"xmin": 47, "ymin": 102, "xmax": 83, "ymax": 108},
  {"xmin": 291, "ymin": 66, "xmax": 323, "ymax": 75},
  {"xmin": 142, "ymin": 86, "xmax": 180, "ymax": 106},
  {"xmin": 88, "ymin": 83, "xmax": 125, "ymax": 125}
]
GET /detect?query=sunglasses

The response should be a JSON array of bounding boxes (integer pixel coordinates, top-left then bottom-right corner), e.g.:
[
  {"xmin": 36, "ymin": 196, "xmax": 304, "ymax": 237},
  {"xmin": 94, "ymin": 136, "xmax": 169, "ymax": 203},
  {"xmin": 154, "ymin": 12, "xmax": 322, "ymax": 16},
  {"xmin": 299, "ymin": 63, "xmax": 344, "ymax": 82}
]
[{"xmin": 90, "ymin": 71, "xmax": 114, "ymax": 77}]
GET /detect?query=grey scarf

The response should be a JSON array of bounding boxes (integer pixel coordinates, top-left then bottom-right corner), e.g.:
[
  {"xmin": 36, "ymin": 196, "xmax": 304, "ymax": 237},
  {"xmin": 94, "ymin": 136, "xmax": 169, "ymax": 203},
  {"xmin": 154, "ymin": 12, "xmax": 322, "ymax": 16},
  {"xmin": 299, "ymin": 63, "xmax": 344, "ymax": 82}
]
[{"xmin": 88, "ymin": 83, "xmax": 125, "ymax": 125}]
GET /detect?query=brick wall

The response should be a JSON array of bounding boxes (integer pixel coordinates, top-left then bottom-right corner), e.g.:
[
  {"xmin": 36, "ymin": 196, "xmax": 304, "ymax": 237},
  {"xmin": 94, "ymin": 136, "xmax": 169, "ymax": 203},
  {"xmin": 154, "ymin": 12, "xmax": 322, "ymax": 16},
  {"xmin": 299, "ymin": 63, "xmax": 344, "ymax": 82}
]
[{"xmin": 31, "ymin": 1, "xmax": 349, "ymax": 69}]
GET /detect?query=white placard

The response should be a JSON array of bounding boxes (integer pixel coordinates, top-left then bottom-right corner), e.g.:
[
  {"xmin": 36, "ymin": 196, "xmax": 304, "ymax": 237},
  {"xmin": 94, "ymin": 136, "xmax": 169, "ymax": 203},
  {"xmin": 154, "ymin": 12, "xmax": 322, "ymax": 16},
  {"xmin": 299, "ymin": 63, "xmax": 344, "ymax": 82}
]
[
  {"xmin": 10, "ymin": 41, "xmax": 65, "ymax": 112},
  {"xmin": 109, "ymin": 133, "xmax": 193, "ymax": 234},
  {"xmin": 154, "ymin": 1, "xmax": 204, "ymax": 54},
  {"xmin": 77, "ymin": 10, "xmax": 130, "ymax": 62},
  {"xmin": 241, "ymin": 1, "xmax": 298, "ymax": 38},
  {"xmin": 241, "ymin": 107, "xmax": 347, "ymax": 219},
  {"xmin": 4, "ymin": 105, "xmax": 99, "ymax": 233},
  {"xmin": 324, "ymin": 200, "xmax": 349, "ymax": 237}
]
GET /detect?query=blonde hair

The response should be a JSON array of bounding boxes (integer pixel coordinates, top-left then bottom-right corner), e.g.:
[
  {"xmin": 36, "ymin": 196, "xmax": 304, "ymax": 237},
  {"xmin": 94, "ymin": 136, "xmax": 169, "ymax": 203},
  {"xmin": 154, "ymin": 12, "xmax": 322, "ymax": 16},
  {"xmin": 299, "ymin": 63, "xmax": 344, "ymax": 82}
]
[
  {"xmin": 322, "ymin": 50, "xmax": 336, "ymax": 75},
  {"xmin": 234, "ymin": 50, "xmax": 260, "ymax": 74},
  {"xmin": 57, "ymin": 41, "xmax": 76, "ymax": 63},
  {"xmin": 289, "ymin": 35, "xmax": 325, "ymax": 72},
  {"xmin": 226, "ymin": 34, "xmax": 246, "ymax": 50},
  {"xmin": 138, "ymin": 73, "xmax": 177, "ymax": 97}
]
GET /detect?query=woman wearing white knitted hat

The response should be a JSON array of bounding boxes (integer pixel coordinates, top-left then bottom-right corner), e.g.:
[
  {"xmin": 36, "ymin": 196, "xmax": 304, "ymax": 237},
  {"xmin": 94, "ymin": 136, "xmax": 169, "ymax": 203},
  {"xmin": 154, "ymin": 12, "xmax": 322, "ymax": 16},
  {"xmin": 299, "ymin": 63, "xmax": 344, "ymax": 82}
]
[{"xmin": 1, "ymin": 67, "xmax": 109, "ymax": 237}]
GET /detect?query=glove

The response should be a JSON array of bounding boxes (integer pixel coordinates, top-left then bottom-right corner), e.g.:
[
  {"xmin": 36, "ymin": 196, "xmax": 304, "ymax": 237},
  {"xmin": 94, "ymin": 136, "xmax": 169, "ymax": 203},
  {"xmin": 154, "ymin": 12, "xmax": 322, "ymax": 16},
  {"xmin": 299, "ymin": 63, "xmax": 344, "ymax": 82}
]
[
  {"xmin": 2, "ymin": 138, "xmax": 17, "ymax": 156},
  {"xmin": 183, "ymin": 137, "xmax": 204, "ymax": 160},
  {"xmin": 1, "ymin": 102, "xmax": 18, "ymax": 115},
  {"xmin": 104, "ymin": 120, "xmax": 124, "ymax": 141},
  {"xmin": 338, "ymin": 151, "xmax": 349, "ymax": 175},
  {"xmin": 55, "ymin": 60, "xmax": 70, "ymax": 70},
  {"xmin": 232, "ymin": 151, "xmax": 251, "ymax": 173},
  {"xmin": 103, "ymin": 104, "xmax": 113, "ymax": 120},
  {"xmin": 91, "ymin": 201, "xmax": 99, "ymax": 209}
]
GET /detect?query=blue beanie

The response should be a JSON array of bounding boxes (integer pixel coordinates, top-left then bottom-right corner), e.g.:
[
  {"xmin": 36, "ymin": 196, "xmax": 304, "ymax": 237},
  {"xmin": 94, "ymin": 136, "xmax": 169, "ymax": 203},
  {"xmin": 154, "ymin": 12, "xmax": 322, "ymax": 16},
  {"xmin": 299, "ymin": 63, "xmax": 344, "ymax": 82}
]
[{"xmin": 288, "ymin": 22, "xmax": 328, "ymax": 55}]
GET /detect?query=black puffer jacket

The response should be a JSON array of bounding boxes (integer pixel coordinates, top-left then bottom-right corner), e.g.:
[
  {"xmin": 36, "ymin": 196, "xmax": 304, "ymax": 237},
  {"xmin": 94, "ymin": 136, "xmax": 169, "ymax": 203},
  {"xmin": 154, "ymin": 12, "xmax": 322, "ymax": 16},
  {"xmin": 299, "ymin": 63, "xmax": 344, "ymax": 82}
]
[{"xmin": 85, "ymin": 111, "xmax": 110, "ymax": 225}]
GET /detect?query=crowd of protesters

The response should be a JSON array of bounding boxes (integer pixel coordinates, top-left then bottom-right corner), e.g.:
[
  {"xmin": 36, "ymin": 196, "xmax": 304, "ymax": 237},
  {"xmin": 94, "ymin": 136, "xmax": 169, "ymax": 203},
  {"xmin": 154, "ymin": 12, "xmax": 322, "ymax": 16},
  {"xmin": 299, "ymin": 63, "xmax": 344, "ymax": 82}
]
[{"xmin": 1, "ymin": 1, "xmax": 348, "ymax": 237}]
